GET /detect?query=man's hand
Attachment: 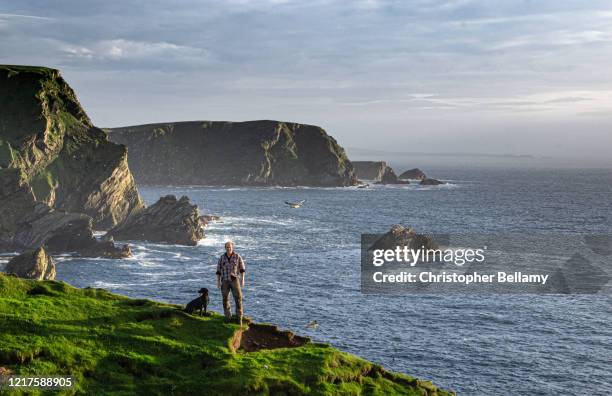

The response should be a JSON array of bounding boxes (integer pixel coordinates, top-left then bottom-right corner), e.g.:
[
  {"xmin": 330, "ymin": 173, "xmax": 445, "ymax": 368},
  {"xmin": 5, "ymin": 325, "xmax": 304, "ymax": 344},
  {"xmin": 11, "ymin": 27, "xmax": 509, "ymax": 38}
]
[
  {"xmin": 241, "ymin": 273, "xmax": 245, "ymax": 288},
  {"xmin": 216, "ymin": 275, "xmax": 221, "ymax": 289}
]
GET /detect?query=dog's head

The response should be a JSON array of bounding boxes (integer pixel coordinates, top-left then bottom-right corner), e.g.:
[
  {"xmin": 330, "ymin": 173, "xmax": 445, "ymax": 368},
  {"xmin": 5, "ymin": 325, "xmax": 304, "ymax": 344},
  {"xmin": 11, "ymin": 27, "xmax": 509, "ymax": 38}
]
[{"xmin": 198, "ymin": 288, "xmax": 209, "ymax": 296}]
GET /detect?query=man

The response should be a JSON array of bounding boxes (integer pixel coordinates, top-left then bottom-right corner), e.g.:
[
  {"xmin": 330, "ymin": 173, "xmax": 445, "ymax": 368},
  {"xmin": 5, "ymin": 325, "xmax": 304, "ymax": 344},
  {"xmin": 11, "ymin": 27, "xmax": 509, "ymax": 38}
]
[{"xmin": 216, "ymin": 241, "xmax": 246, "ymax": 324}]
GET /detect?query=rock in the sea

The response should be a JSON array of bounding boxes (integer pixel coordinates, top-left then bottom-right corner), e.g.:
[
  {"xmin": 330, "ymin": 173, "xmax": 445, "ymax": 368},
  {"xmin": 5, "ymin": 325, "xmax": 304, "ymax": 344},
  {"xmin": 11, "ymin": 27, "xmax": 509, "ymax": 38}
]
[
  {"xmin": 399, "ymin": 168, "xmax": 427, "ymax": 180},
  {"xmin": 5, "ymin": 247, "xmax": 56, "ymax": 280},
  {"xmin": 0, "ymin": 65, "xmax": 145, "ymax": 252},
  {"xmin": 420, "ymin": 178, "xmax": 445, "ymax": 185},
  {"xmin": 351, "ymin": 161, "xmax": 408, "ymax": 184},
  {"xmin": 106, "ymin": 121, "xmax": 357, "ymax": 187},
  {"xmin": 370, "ymin": 225, "xmax": 438, "ymax": 251},
  {"xmin": 106, "ymin": 195, "xmax": 205, "ymax": 245}
]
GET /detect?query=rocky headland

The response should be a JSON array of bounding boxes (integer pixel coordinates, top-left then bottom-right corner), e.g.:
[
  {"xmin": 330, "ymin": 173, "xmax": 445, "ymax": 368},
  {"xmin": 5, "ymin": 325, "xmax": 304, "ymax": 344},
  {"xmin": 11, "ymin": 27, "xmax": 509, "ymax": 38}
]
[
  {"xmin": 0, "ymin": 65, "xmax": 209, "ymax": 254},
  {"xmin": 0, "ymin": 65, "xmax": 145, "ymax": 255},
  {"xmin": 106, "ymin": 121, "xmax": 358, "ymax": 187}
]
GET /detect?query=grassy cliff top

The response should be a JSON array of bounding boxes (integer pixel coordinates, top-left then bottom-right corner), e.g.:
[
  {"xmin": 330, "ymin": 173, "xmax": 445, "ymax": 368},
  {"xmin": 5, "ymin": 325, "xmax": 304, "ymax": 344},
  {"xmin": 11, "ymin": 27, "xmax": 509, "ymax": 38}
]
[
  {"xmin": 0, "ymin": 275, "xmax": 452, "ymax": 395},
  {"xmin": 0, "ymin": 65, "xmax": 59, "ymax": 75}
]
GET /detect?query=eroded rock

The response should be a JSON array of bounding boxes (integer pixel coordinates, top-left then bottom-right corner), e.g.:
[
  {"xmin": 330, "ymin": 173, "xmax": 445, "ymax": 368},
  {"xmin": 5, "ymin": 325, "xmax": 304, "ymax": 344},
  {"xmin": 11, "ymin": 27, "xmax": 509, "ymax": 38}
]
[
  {"xmin": 5, "ymin": 247, "xmax": 56, "ymax": 280},
  {"xmin": 399, "ymin": 168, "xmax": 427, "ymax": 180},
  {"xmin": 371, "ymin": 224, "xmax": 438, "ymax": 251},
  {"xmin": 352, "ymin": 161, "xmax": 408, "ymax": 184},
  {"xmin": 11, "ymin": 204, "xmax": 131, "ymax": 258},
  {"xmin": 106, "ymin": 195, "xmax": 205, "ymax": 245}
]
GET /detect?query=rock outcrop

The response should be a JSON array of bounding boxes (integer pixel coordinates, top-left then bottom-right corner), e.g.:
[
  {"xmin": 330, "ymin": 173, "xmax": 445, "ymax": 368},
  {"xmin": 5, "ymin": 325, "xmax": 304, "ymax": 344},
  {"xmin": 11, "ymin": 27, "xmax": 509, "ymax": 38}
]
[
  {"xmin": 9, "ymin": 203, "xmax": 131, "ymax": 258},
  {"xmin": 399, "ymin": 168, "xmax": 427, "ymax": 180},
  {"xmin": 370, "ymin": 225, "xmax": 438, "ymax": 251},
  {"xmin": 420, "ymin": 178, "xmax": 445, "ymax": 185},
  {"xmin": 351, "ymin": 161, "xmax": 408, "ymax": 184},
  {"xmin": 106, "ymin": 195, "xmax": 205, "ymax": 245},
  {"xmin": 0, "ymin": 65, "xmax": 145, "ymax": 253},
  {"xmin": 5, "ymin": 247, "xmax": 56, "ymax": 280},
  {"xmin": 106, "ymin": 121, "xmax": 357, "ymax": 187}
]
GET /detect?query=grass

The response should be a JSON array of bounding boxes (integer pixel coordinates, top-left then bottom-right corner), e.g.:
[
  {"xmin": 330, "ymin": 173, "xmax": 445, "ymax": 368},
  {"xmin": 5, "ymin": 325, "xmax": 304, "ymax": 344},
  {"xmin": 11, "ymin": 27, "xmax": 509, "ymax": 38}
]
[{"xmin": 0, "ymin": 274, "xmax": 452, "ymax": 395}]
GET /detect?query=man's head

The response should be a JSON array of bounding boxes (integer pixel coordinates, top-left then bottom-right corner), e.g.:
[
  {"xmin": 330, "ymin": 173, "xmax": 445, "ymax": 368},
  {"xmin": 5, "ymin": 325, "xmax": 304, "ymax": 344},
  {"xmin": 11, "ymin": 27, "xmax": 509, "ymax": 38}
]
[{"xmin": 225, "ymin": 241, "xmax": 234, "ymax": 255}]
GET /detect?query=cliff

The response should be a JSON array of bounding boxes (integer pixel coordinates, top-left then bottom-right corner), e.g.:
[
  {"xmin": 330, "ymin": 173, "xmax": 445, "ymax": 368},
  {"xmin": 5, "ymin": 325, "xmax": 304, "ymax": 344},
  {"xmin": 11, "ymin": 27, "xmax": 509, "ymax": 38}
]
[
  {"xmin": 0, "ymin": 65, "xmax": 144, "ymax": 251},
  {"xmin": 352, "ymin": 161, "xmax": 406, "ymax": 184},
  {"xmin": 106, "ymin": 121, "xmax": 358, "ymax": 187},
  {"xmin": 0, "ymin": 274, "xmax": 453, "ymax": 395}
]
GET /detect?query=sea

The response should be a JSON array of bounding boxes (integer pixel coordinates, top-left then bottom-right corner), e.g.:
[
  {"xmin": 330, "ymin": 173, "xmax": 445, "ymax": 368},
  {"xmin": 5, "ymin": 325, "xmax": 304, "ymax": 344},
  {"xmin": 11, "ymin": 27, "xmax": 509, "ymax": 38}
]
[{"xmin": 35, "ymin": 166, "xmax": 612, "ymax": 394}]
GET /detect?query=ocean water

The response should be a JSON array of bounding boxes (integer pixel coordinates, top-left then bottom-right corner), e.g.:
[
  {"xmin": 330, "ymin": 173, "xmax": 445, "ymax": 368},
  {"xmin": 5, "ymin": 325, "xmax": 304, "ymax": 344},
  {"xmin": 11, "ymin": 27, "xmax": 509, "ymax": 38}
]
[{"xmin": 53, "ymin": 167, "xmax": 612, "ymax": 395}]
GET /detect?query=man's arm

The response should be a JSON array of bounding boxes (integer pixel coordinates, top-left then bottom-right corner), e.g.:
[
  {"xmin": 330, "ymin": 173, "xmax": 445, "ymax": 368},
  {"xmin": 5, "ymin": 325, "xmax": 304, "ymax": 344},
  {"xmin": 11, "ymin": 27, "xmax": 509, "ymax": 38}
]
[{"xmin": 216, "ymin": 257, "xmax": 221, "ymax": 289}]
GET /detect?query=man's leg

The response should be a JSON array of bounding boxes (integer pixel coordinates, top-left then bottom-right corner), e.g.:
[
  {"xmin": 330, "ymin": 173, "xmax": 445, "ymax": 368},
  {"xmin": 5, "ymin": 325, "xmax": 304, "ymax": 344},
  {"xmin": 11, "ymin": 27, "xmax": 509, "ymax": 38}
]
[
  {"xmin": 221, "ymin": 280, "xmax": 232, "ymax": 321},
  {"xmin": 229, "ymin": 277, "xmax": 243, "ymax": 322}
]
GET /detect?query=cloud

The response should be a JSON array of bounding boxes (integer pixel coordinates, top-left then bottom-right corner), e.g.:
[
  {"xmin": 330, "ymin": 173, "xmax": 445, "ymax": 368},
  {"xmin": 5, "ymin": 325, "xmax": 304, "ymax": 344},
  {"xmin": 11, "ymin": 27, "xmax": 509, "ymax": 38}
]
[
  {"xmin": 62, "ymin": 39, "xmax": 207, "ymax": 61},
  {"xmin": 2, "ymin": 0, "xmax": 612, "ymax": 162},
  {"xmin": 0, "ymin": 13, "xmax": 53, "ymax": 20}
]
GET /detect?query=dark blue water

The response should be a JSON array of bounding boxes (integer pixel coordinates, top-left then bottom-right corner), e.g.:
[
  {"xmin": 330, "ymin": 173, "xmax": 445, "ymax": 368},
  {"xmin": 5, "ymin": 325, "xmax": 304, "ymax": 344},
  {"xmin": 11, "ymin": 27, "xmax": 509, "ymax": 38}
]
[{"xmin": 52, "ymin": 167, "xmax": 612, "ymax": 395}]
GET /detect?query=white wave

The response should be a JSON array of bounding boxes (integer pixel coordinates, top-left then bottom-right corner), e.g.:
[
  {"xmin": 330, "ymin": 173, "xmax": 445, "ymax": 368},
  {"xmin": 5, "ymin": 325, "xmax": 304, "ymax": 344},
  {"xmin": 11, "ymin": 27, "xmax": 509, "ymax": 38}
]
[
  {"xmin": 91, "ymin": 281, "xmax": 141, "ymax": 289},
  {"xmin": 222, "ymin": 215, "xmax": 303, "ymax": 226}
]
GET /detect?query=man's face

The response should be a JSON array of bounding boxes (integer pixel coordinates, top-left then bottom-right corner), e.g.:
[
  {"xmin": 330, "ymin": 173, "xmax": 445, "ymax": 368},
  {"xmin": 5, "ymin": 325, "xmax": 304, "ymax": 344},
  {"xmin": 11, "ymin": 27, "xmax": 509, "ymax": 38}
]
[{"xmin": 225, "ymin": 243, "xmax": 233, "ymax": 255}]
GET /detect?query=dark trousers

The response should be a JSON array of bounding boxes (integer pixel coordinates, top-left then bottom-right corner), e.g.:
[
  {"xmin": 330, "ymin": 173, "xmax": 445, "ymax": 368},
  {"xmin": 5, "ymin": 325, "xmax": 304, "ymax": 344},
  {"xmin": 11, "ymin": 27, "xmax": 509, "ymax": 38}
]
[{"xmin": 221, "ymin": 277, "xmax": 243, "ymax": 319}]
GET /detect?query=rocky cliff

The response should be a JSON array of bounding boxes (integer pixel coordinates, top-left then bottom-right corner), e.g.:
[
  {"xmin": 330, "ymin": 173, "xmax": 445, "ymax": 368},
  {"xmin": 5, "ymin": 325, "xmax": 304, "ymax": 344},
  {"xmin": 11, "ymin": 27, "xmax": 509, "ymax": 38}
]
[
  {"xmin": 0, "ymin": 65, "xmax": 145, "ymax": 251},
  {"xmin": 107, "ymin": 195, "xmax": 205, "ymax": 245},
  {"xmin": 106, "ymin": 121, "xmax": 357, "ymax": 187},
  {"xmin": 4, "ymin": 247, "xmax": 56, "ymax": 280},
  {"xmin": 351, "ymin": 161, "xmax": 407, "ymax": 184}
]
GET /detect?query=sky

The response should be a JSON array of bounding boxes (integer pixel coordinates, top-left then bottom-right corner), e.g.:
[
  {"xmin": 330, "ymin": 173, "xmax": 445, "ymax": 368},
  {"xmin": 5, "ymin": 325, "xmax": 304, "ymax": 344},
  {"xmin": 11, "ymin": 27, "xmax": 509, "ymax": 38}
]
[{"xmin": 1, "ymin": 0, "xmax": 612, "ymax": 167}]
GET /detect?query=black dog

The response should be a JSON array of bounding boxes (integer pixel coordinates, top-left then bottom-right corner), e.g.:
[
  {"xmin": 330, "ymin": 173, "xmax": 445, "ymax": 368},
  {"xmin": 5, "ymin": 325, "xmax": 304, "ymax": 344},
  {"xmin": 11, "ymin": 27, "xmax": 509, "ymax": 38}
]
[{"xmin": 184, "ymin": 288, "xmax": 209, "ymax": 316}]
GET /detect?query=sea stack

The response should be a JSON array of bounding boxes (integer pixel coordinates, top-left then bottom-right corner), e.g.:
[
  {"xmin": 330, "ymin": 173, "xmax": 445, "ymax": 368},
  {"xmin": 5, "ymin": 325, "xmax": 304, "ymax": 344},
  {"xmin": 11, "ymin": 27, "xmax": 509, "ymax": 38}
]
[
  {"xmin": 351, "ymin": 161, "xmax": 408, "ymax": 184},
  {"xmin": 106, "ymin": 121, "xmax": 357, "ymax": 187}
]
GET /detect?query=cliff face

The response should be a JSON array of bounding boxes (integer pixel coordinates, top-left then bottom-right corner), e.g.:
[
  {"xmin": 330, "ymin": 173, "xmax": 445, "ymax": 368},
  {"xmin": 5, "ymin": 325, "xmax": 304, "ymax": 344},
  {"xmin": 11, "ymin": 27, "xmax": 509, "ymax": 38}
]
[
  {"xmin": 352, "ymin": 161, "xmax": 399, "ymax": 183},
  {"xmin": 106, "ymin": 121, "xmax": 357, "ymax": 187},
  {"xmin": 0, "ymin": 65, "xmax": 144, "ymax": 248}
]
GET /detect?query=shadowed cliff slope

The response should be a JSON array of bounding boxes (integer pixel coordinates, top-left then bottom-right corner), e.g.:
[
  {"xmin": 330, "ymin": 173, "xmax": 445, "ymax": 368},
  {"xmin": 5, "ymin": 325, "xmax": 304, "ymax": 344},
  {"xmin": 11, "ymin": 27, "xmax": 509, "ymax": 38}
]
[{"xmin": 107, "ymin": 121, "xmax": 357, "ymax": 187}]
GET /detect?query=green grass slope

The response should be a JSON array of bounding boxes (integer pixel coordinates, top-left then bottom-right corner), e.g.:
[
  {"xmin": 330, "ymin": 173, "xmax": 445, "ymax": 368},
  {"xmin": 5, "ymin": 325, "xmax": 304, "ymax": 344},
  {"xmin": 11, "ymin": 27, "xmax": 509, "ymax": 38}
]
[{"xmin": 0, "ymin": 274, "xmax": 452, "ymax": 395}]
